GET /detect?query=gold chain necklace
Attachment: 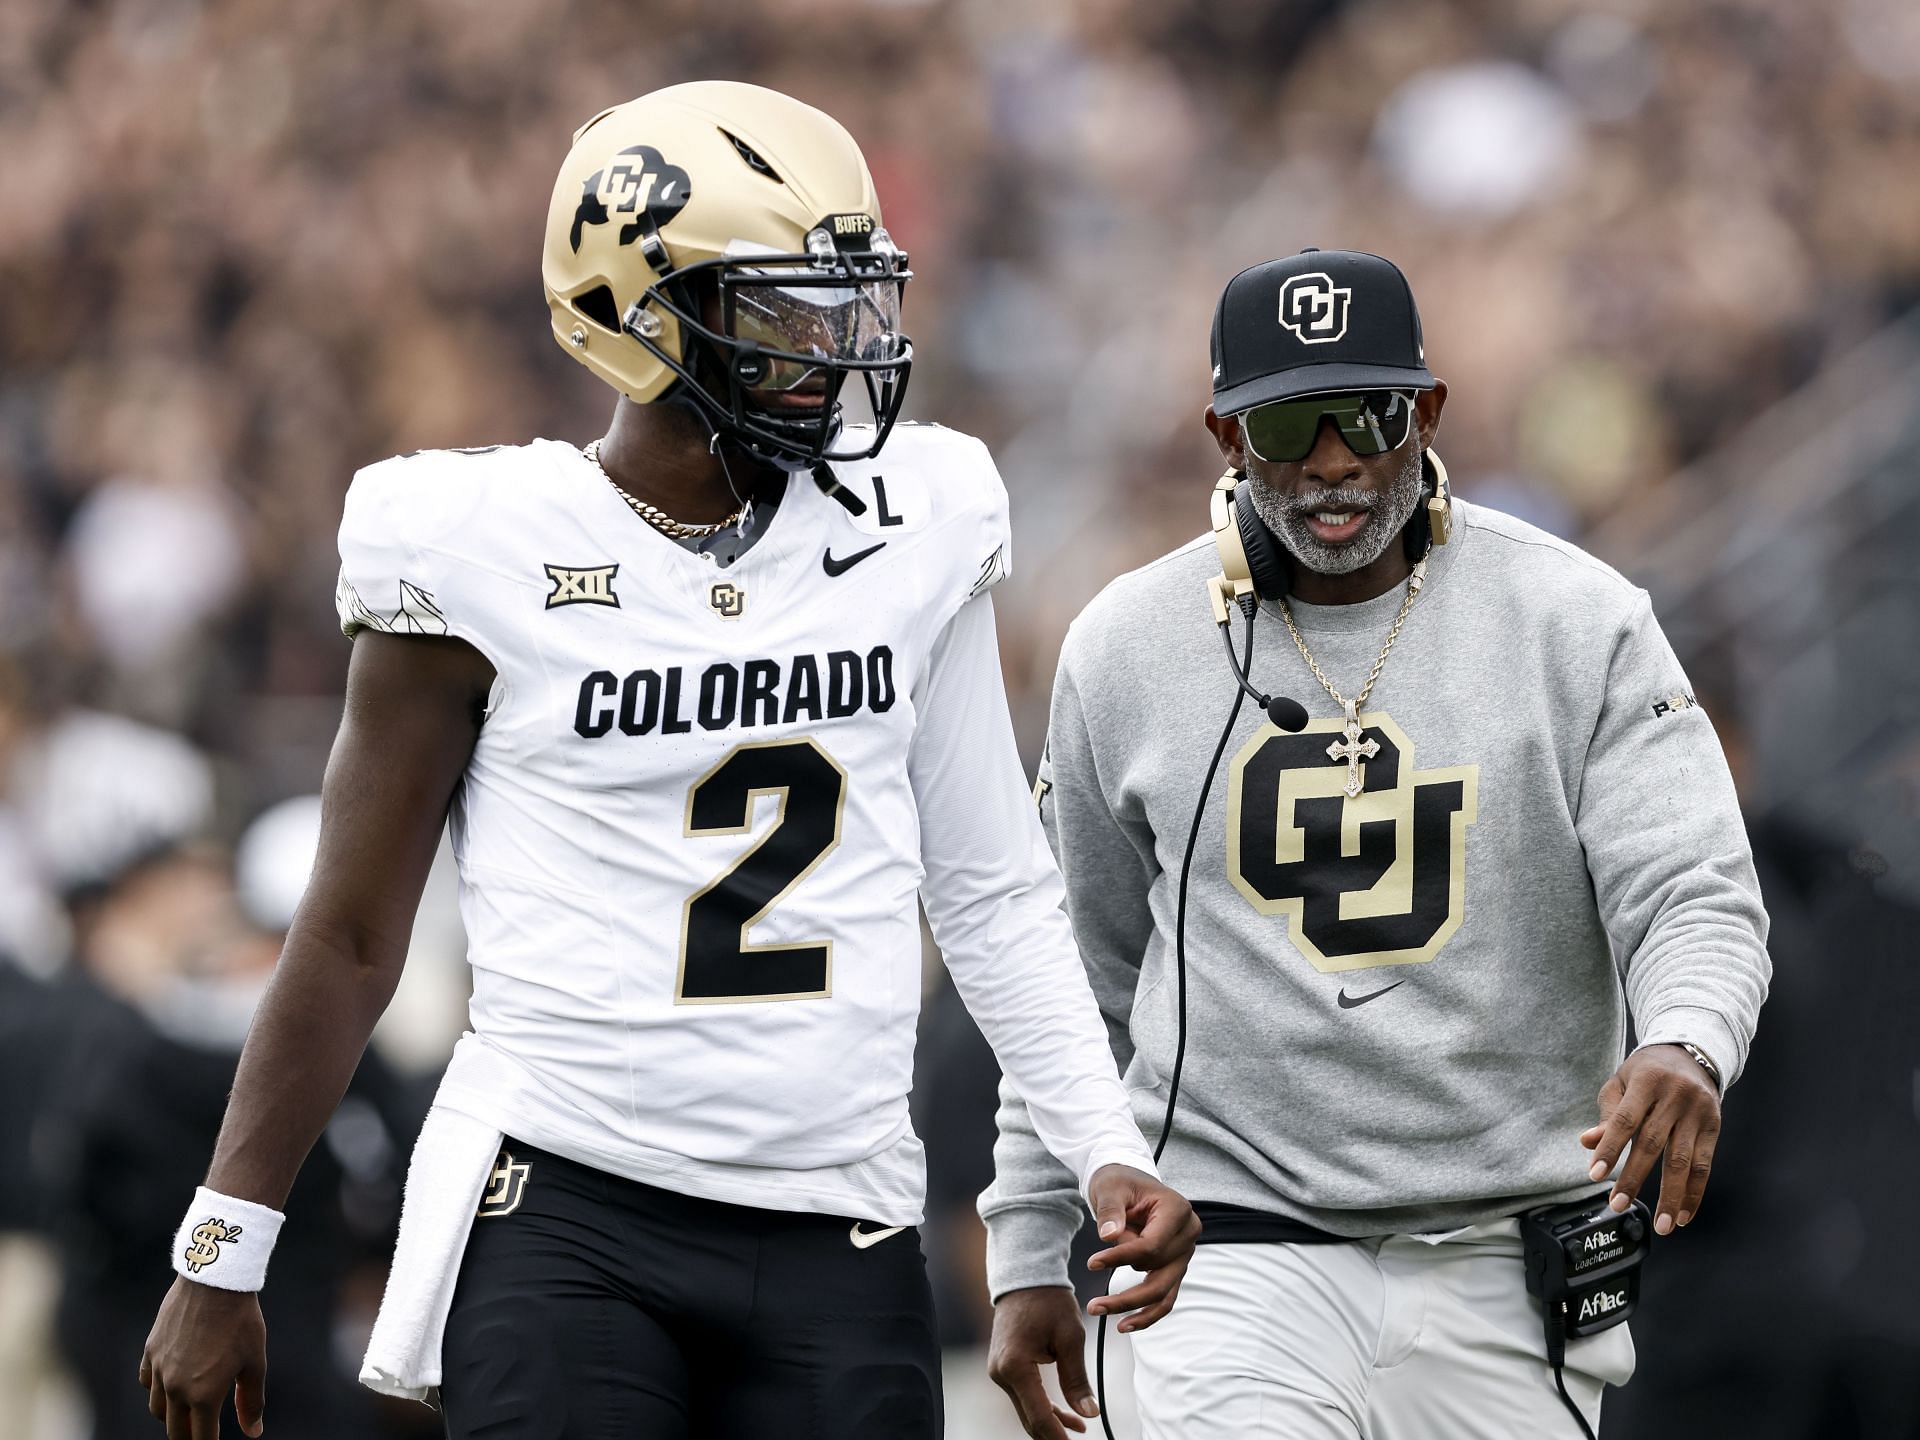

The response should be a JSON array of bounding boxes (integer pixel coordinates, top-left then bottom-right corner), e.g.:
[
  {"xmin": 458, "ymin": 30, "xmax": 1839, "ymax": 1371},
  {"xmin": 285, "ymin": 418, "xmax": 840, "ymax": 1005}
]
[
  {"xmin": 584, "ymin": 440, "xmax": 743, "ymax": 540},
  {"xmin": 1277, "ymin": 557, "xmax": 1429, "ymax": 798}
]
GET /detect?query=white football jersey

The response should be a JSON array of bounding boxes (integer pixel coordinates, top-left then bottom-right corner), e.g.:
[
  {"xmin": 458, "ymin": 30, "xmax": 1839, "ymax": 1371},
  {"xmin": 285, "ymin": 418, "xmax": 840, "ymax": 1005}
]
[{"xmin": 336, "ymin": 425, "xmax": 1153, "ymax": 1224}]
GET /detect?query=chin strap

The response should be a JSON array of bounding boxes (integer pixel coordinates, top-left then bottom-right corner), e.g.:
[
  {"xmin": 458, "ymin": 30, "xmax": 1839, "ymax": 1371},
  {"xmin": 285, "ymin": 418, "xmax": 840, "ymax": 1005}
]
[{"xmin": 811, "ymin": 462, "xmax": 867, "ymax": 516}]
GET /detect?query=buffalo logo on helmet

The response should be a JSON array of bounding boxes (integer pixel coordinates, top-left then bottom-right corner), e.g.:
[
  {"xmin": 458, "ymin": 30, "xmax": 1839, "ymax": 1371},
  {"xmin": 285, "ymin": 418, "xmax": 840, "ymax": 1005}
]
[
  {"xmin": 1278, "ymin": 272, "xmax": 1353, "ymax": 346},
  {"xmin": 569, "ymin": 145, "xmax": 693, "ymax": 253}
]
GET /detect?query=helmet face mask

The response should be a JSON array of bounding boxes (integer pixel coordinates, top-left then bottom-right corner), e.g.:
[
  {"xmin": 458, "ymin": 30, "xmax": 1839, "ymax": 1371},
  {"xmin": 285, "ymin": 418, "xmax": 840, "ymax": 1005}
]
[{"xmin": 542, "ymin": 83, "xmax": 915, "ymax": 470}]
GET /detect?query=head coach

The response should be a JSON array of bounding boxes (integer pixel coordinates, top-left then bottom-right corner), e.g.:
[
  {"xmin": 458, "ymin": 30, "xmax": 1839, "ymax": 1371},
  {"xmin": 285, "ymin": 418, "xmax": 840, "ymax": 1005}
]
[{"xmin": 979, "ymin": 250, "xmax": 1771, "ymax": 1439}]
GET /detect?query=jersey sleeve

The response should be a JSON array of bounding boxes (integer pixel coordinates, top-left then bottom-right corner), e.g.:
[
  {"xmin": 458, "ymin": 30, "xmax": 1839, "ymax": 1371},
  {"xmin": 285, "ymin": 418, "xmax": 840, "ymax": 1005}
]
[
  {"xmin": 335, "ymin": 457, "xmax": 455, "ymax": 640},
  {"xmin": 922, "ymin": 427, "xmax": 1012, "ymax": 617},
  {"xmin": 979, "ymin": 628, "xmax": 1163, "ymax": 1298},
  {"xmin": 958, "ymin": 435, "xmax": 1012, "ymax": 605},
  {"xmin": 908, "ymin": 591, "xmax": 1156, "ymax": 1213}
]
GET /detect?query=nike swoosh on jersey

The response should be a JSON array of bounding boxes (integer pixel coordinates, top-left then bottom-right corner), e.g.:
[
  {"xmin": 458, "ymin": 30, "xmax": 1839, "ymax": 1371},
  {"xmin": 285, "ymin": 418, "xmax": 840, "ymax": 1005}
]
[
  {"xmin": 822, "ymin": 542, "xmax": 886, "ymax": 577},
  {"xmin": 849, "ymin": 1222, "xmax": 907, "ymax": 1249},
  {"xmin": 1336, "ymin": 980, "xmax": 1406, "ymax": 1009}
]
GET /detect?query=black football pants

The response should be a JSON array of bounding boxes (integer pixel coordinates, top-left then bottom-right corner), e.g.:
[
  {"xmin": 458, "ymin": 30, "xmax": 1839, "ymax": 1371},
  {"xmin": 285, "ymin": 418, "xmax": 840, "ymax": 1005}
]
[{"xmin": 439, "ymin": 1141, "xmax": 942, "ymax": 1439}]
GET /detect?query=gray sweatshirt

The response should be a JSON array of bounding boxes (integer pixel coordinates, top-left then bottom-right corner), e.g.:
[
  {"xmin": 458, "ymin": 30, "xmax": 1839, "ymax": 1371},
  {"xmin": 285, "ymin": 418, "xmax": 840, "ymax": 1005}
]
[{"xmin": 980, "ymin": 498, "xmax": 1771, "ymax": 1298}]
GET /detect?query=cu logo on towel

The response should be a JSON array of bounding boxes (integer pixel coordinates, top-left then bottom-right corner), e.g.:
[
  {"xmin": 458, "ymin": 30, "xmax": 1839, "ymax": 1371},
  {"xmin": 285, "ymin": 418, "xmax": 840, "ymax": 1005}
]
[{"xmin": 1278, "ymin": 273, "xmax": 1353, "ymax": 345}]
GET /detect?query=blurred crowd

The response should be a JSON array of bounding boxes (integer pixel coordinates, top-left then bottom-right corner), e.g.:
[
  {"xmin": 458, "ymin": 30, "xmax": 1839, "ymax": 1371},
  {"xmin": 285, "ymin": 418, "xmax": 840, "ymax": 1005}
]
[{"xmin": 2, "ymin": 0, "xmax": 1918, "ymax": 1435}]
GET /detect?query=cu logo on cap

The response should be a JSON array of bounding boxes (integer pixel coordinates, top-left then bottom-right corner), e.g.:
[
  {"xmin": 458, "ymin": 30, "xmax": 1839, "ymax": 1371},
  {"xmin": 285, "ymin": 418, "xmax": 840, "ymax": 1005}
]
[{"xmin": 1279, "ymin": 273, "xmax": 1352, "ymax": 345}]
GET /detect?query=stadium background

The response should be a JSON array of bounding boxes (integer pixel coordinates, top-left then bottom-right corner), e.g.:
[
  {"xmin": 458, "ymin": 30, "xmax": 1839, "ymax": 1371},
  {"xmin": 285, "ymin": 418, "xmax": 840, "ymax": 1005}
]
[{"xmin": 1, "ymin": 0, "xmax": 1916, "ymax": 1434}]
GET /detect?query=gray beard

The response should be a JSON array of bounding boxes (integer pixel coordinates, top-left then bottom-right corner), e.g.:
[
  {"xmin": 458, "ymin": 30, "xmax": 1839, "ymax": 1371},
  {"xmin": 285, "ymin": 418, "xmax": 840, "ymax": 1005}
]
[{"xmin": 1245, "ymin": 445, "xmax": 1427, "ymax": 577}]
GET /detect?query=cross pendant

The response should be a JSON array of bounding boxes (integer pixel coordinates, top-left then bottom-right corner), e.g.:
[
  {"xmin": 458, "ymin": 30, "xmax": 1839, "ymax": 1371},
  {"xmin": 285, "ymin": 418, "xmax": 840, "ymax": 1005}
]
[{"xmin": 1325, "ymin": 699, "xmax": 1379, "ymax": 798}]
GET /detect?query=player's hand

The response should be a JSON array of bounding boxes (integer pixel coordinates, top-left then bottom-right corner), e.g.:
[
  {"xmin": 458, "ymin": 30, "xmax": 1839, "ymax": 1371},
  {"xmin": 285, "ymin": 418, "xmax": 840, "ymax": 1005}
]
[
  {"xmin": 988, "ymin": 1285, "xmax": 1100, "ymax": 1439},
  {"xmin": 139, "ymin": 1278, "xmax": 267, "ymax": 1439},
  {"xmin": 1580, "ymin": 1043, "xmax": 1722, "ymax": 1238},
  {"xmin": 1083, "ymin": 1163, "xmax": 1201, "ymax": 1332}
]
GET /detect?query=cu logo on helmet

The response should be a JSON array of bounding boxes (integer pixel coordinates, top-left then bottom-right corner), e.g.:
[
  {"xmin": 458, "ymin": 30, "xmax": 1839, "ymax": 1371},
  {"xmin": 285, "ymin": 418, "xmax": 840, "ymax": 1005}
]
[
  {"xmin": 569, "ymin": 144, "xmax": 693, "ymax": 252},
  {"xmin": 1278, "ymin": 273, "xmax": 1353, "ymax": 345}
]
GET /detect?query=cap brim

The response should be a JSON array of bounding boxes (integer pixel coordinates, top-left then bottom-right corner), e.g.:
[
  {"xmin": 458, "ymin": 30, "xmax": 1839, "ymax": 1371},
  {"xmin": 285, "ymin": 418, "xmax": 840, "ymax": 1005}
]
[{"xmin": 1214, "ymin": 362, "xmax": 1435, "ymax": 416}]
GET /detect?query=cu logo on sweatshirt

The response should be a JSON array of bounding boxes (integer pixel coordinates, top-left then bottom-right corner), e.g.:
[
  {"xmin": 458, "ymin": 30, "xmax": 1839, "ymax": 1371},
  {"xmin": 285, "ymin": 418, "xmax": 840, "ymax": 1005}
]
[{"xmin": 1226, "ymin": 713, "xmax": 1478, "ymax": 972}]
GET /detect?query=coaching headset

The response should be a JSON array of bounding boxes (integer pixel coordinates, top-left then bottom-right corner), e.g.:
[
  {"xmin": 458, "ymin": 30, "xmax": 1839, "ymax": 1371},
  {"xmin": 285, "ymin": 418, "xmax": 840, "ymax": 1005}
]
[{"xmin": 1206, "ymin": 448, "xmax": 1451, "ymax": 727}]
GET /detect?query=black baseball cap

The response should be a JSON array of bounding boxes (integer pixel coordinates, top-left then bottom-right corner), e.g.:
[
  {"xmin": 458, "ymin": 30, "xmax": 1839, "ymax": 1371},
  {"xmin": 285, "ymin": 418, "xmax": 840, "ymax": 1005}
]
[{"xmin": 1210, "ymin": 248, "xmax": 1434, "ymax": 415}]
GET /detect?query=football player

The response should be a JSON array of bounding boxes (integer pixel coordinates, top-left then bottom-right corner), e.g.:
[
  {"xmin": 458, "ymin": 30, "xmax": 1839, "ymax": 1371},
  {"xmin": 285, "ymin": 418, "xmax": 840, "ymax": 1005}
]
[{"xmin": 139, "ymin": 82, "xmax": 1197, "ymax": 1440}]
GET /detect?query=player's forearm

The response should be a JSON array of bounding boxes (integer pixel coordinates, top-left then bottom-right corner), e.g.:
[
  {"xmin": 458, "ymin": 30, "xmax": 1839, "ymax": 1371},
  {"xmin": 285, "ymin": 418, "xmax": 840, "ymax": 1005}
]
[
  {"xmin": 942, "ymin": 868, "xmax": 1157, "ymax": 1191},
  {"xmin": 912, "ymin": 600, "xmax": 1155, "ymax": 1187},
  {"xmin": 202, "ymin": 915, "xmax": 406, "ymax": 1208},
  {"xmin": 198, "ymin": 628, "xmax": 487, "ymax": 1208}
]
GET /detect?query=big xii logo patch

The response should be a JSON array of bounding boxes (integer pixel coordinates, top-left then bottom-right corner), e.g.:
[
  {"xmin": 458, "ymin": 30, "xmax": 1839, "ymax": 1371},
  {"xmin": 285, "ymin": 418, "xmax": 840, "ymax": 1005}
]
[
  {"xmin": 1227, "ymin": 713, "xmax": 1478, "ymax": 973},
  {"xmin": 546, "ymin": 563, "xmax": 620, "ymax": 609}
]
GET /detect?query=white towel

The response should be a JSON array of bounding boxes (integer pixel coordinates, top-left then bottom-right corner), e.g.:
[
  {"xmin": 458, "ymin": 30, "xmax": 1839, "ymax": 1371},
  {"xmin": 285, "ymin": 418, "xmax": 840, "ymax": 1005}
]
[{"xmin": 357, "ymin": 1101, "xmax": 502, "ymax": 1402}]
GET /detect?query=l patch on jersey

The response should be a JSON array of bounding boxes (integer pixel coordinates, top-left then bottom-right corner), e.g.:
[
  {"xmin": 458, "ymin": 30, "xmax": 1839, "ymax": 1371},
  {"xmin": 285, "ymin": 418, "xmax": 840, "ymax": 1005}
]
[
  {"xmin": 1650, "ymin": 692, "xmax": 1698, "ymax": 718},
  {"xmin": 545, "ymin": 563, "xmax": 620, "ymax": 609}
]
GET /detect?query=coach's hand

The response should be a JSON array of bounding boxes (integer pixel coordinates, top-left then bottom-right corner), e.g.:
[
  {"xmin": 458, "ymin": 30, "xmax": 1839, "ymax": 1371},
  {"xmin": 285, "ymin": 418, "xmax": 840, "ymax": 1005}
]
[
  {"xmin": 1580, "ymin": 1043, "xmax": 1722, "ymax": 1238},
  {"xmin": 988, "ymin": 1167, "xmax": 1198, "ymax": 1440},
  {"xmin": 140, "ymin": 1278, "xmax": 267, "ymax": 1439},
  {"xmin": 1083, "ymin": 1164, "xmax": 1201, "ymax": 1332},
  {"xmin": 990, "ymin": 1286, "xmax": 1100, "ymax": 1439}
]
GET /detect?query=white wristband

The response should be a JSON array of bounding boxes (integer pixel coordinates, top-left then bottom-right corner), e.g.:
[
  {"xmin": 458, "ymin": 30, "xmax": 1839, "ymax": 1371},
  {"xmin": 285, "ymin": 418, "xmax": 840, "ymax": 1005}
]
[{"xmin": 171, "ymin": 1188, "xmax": 285, "ymax": 1292}]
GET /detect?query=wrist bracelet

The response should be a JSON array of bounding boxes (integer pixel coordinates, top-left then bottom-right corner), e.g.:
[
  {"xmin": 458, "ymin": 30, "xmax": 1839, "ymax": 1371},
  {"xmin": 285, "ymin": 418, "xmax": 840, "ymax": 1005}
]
[
  {"xmin": 170, "ymin": 1187, "xmax": 286, "ymax": 1292},
  {"xmin": 1678, "ymin": 1042, "xmax": 1723, "ymax": 1091}
]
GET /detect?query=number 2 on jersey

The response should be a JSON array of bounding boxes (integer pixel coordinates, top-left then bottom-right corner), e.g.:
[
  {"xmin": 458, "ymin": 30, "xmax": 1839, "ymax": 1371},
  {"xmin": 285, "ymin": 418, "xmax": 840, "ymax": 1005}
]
[{"xmin": 677, "ymin": 738, "xmax": 847, "ymax": 1004}]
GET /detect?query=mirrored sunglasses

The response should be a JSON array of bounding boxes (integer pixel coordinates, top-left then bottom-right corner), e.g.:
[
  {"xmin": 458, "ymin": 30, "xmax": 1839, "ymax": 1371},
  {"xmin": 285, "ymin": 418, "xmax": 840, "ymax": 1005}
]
[{"xmin": 1240, "ymin": 390, "xmax": 1415, "ymax": 464}]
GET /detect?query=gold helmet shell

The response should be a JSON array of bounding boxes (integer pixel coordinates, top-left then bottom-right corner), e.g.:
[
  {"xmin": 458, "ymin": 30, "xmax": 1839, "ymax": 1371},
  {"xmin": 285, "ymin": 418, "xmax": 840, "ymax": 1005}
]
[{"xmin": 542, "ymin": 82, "xmax": 912, "ymax": 466}]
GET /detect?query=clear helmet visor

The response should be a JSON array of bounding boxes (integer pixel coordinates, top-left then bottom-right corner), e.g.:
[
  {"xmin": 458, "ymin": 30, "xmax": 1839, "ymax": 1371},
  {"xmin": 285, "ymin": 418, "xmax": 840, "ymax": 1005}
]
[{"xmin": 728, "ymin": 274, "xmax": 904, "ymax": 393}]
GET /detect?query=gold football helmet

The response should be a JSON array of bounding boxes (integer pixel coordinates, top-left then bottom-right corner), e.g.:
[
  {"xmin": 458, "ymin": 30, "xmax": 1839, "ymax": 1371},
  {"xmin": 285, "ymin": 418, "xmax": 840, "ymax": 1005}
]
[{"xmin": 542, "ymin": 82, "xmax": 912, "ymax": 468}]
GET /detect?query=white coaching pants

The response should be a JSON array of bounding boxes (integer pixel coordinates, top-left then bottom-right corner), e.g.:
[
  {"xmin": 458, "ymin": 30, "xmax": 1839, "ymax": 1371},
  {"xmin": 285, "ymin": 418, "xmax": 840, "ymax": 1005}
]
[{"xmin": 1114, "ymin": 1220, "xmax": 1635, "ymax": 1439}]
